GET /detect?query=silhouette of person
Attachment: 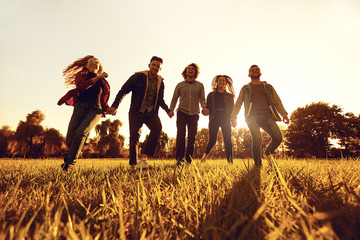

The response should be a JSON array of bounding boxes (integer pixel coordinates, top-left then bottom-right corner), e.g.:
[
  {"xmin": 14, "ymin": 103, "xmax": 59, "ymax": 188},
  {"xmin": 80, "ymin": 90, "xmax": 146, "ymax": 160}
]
[
  {"xmin": 202, "ymin": 75, "xmax": 235, "ymax": 163},
  {"xmin": 168, "ymin": 63, "xmax": 208, "ymax": 166},
  {"xmin": 106, "ymin": 56, "xmax": 172, "ymax": 169},
  {"xmin": 231, "ymin": 65, "xmax": 289, "ymax": 167},
  {"xmin": 58, "ymin": 55, "xmax": 111, "ymax": 171}
]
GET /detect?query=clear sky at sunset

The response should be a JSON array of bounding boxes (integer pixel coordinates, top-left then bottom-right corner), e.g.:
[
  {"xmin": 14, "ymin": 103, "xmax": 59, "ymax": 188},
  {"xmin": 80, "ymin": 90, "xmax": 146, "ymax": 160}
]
[{"xmin": 1, "ymin": 0, "xmax": 360, "ymax": 146}]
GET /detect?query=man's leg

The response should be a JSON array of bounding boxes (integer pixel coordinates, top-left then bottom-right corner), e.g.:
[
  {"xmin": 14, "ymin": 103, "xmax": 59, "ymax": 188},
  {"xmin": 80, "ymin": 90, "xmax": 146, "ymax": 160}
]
[
  {"xmin": 246, "ymin": 116, "xmax": 263, "ymax": 166},
  {"xmin": 142, "ymin": 113, "xmax": 162, "ymax": 157},
  {"xmin": 186, "ymin": 114, "xmax": 199, "ymax": 163},
  {"xmin": 129, "ymin": 113, "xmax": 144, "ymax": 166},
  {"xmin": 261, "ymin": 116, "xmax": 282, "ymax": 156},
  {"xmin": 176, "ymin": 111, "xmax": 187, "ymax": 163}
]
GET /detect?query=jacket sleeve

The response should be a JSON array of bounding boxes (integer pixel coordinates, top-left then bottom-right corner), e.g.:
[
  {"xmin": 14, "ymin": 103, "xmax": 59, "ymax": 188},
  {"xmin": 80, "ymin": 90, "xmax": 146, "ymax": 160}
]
[
  {"xmin": 271, "ymin": 86, "xmax": 288, "ymax": 116},
  {"xmin": 158, "ymin": 82, "xmax": 171, "ymax": 113},
  {"xmin": 100, "ymin": 79, "xmax": 110, "ymax": 114},
  {"xmin": 111, "ymin": 74, "xmax": 137, "ymax": 109},
  {"xmin": 230, "ymin": 87, "xmax": 245, "ymax": 121}
]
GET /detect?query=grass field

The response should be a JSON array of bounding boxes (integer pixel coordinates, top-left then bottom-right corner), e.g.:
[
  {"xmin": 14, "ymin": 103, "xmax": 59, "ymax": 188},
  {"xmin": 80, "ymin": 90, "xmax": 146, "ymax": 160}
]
[{"xmin": 0, "ymin": 157, "xmax": 359, "ymax": 239}]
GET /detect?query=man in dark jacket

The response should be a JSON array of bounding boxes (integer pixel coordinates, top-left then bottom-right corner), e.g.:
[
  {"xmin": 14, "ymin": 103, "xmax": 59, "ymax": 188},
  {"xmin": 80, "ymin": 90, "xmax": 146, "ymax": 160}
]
[{"xmin": 107, "ymin": 56, "xmax": 172, "ymax": 169}]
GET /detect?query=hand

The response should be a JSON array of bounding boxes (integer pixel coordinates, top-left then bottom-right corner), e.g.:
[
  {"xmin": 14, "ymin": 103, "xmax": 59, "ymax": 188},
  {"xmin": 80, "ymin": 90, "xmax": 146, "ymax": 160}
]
[
  {"xmin": 106, "ymin": 107, "xmax": 117, "ymax": 115},
  {"xmin": 231, "ymin": 119, "xmax": 237, "ymax": 128},
  {"xmin": 99, "ymin": 72, "xmax": 108, "ymax": 79},
  {"xmin": 168, "ymin": 111, "xmax": 174, "ymax": 118},
  {"xmin": 202, "ymin": 108, "xmax": 209, "ymax": 116},
  {"xmin": 283, "ymin": 115, "xmax": 290, "ymax": 124}
]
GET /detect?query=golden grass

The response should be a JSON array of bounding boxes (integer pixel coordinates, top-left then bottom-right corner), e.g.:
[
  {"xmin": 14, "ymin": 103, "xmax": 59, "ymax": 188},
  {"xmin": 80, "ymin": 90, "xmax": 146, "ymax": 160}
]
[{"xmin": 0, "ymin": 157, "xmax": 359, "ymax": 239}]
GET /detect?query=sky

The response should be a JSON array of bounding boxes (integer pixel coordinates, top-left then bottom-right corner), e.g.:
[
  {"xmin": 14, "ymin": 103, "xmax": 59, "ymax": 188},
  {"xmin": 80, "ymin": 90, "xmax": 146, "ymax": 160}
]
[{"xmin": 1, "ymin": 0, "xmax": 360, "ymax": 146}]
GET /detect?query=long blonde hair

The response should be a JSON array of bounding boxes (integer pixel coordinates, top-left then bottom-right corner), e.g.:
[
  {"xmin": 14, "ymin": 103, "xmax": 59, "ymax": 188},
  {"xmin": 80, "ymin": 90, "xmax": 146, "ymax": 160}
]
[
  {"xmin": 62, "ymin": 55, "xmax": 104, "ymax": 86},
  {"xmin": 211, "ymin": 75, "xmax": 235, "ymax": 97}
]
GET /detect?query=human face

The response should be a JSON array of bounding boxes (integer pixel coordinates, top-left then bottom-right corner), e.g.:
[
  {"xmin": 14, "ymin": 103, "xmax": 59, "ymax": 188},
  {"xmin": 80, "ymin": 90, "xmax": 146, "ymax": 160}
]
[
  {"xmin": 148, "ymin": 60, "xmax": 162, "ymax": 77},
  {"xmin": 249, "ymin": 66, "xmax": 261, "ymax": 78},
  {"xmin": 86, "ymin": 58, "xmax": 100, "ymax": 73},
  {"xmin": 186, "ymin": 66, "xmax": 196, "ymax": 80},
  {"xmin": 217, "ymin": 76, "xmax": 227, "ymax": 91}
]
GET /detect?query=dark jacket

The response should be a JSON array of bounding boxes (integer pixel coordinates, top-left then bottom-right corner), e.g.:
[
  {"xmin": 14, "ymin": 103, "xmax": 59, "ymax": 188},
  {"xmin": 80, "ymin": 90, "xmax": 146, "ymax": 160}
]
[
  {"xmin": 206, "ymin": 91, "xmax": 234, "ymax": 121},
  {"xmin": 111, "ymin": 71, "xmax": 170, "ymax": 114}
]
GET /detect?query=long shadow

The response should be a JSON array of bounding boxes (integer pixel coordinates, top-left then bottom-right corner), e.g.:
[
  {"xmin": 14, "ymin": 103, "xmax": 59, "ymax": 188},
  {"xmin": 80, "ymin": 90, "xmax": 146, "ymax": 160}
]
[{"xmin": 200, "ymin": 164, "xmax": 265, "ymax": 240}]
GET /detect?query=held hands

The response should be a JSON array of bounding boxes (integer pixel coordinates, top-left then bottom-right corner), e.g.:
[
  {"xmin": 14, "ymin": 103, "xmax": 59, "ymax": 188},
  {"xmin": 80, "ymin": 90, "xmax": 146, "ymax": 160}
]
[
  {"xmin": 168, "ymin": 110, "xmax": 174, "ymax": 118},
  {"xmin": 202, "ymin": 107, "xmax": 209, "ymax": 116},
  {"xmin": 283, "ymin": 115, "xmax": 290, "ymax": 124},
  {"xmin": 106, "ymin": 107, "xmax": 117, "ymax": 115},
  {"xmin": 231, "ymin": 119, "xmax": 237, "ymax": 128}
]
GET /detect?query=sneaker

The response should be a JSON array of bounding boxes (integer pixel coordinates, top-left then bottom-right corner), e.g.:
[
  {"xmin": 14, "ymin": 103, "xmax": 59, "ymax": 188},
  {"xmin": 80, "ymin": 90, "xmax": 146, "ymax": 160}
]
[
  {"xmin": 61, "ymin": 162, "xmax": 74, "ymax": 171},
  {"xmin": 138, "ymin": 158, "xmax": 149, "ymax": 169},
  {"xmin": 201, "ymin": 153, "xmax": 208, "ymax": 162}
]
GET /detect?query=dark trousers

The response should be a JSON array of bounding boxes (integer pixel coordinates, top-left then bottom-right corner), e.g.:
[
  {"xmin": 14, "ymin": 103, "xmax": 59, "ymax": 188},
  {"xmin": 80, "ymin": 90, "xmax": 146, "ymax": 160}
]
[
  {"xmin": 129, "ymin": 112, "xmax": 162, "ymax": 166},
  {"xmin": 176, "ymin": 111, "xmax": 199, "ymax": 163},
  {"xmin": 205, "ymin": 112, "xmax": 233, "ymax": 161},
  {"xmin": 246, "ymin": 115, "xmax": 282, "ymax": 166},
  {"xmin": 65, "ymin": 103, "xmax": 102, "ymax": 163}
]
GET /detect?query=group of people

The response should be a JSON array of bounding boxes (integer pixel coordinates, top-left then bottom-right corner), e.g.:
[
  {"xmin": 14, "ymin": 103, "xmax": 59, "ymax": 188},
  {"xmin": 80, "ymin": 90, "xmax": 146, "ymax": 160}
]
[{"xmin": 58, "ymin": 55, "xmax": 289, "ymax": 171}]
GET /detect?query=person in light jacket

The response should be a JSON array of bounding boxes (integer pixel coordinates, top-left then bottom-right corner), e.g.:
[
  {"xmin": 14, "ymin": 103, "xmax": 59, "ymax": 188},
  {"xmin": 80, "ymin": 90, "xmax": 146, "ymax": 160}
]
[{"xmin": 231, "ymin": 65, "xmax": 289, "ymax": 167}]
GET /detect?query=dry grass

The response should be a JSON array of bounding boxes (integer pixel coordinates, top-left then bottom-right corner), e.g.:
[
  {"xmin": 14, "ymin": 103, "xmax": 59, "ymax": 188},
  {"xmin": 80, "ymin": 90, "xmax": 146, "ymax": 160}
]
[{"xmin": 0, "ymin": 157, "xmax": 359, "ymax": 239}]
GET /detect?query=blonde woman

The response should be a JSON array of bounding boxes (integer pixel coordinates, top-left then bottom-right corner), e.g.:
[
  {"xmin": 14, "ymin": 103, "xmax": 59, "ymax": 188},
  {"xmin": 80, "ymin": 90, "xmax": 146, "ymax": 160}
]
[
  {"xmin": 58, "ymin": 55, "xmax": 110, "ymax": 171},
  {"xmin": 202, "ymin": 75, "xmax": 235, "ymax": 163}
]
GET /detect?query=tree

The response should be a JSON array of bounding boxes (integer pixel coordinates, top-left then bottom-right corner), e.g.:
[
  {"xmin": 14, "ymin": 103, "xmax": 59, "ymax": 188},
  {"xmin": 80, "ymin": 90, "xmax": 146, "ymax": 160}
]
[
  {"xmin": 140, "ymin": 131, "xmax": 170, "ymax": 158},
  {"xmin": 194, "ymin": 128, "xmax": 209, "ymax": 158},
  {"xmin": 43, "ymin": 128, "xmax": 65, "ymax": 157},
  {"xmin": 0, "ymin": 125, "xmax": 15, "ymax": 157},
  {"xmin": 14, "ymin": 110, "xmax": 45, "ymax": 158},
  {"xmin": 285, "ymin": 102, "xmax": 343, "ymax": 158},
  {"xmin": 94, "ymin": 119, "xmax": 125, "ymax": 157}
]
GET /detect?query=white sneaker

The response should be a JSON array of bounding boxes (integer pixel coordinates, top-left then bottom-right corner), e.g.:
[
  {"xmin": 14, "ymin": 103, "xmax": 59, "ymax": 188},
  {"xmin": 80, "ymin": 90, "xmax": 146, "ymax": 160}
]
[
  {"xmin": 138, "ymin": 158, "xmax": 149, "ymax": 169},
  {"xmin": 201, "ymin": 153, "xmax": 208, "ymax": 162}
]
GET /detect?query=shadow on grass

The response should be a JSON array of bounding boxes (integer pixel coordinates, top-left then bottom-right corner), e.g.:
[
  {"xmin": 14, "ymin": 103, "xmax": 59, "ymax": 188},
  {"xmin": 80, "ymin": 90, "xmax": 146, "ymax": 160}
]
[
  {"xmin": 200, "ymin": 164, "xmax": 265, "ymax": 240},
  {"xmin": 288, "ymin": 168, "xmax": 360, "ymax": 240}
]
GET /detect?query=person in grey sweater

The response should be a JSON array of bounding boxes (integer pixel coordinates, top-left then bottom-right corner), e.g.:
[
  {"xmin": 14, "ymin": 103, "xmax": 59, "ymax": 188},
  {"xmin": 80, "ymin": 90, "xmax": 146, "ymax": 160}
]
[{"xmin": 169, "ymin": 63, "xmax": 208, "ymax": 166}]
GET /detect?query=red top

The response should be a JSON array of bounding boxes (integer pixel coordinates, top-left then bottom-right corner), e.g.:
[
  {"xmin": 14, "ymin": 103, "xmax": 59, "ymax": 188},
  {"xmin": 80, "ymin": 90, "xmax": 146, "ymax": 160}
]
[{"xmin": 58, "ymin": 70, "xmax": 110, "ymax": 117}]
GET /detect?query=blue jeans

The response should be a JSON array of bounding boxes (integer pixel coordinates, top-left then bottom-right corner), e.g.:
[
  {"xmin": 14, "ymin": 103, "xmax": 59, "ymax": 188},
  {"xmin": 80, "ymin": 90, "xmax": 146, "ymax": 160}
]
[
  {"xmin": 65, "ymin": 103, "xmax": 102, "ymax": 164},
  {"xmin": 246, "ymin": 115, "xmax": 282, "ymax": 166}
]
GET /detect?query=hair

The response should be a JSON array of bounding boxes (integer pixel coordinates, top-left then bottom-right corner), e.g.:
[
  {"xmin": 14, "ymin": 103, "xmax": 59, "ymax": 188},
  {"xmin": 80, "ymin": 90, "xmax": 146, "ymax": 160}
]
[
  {"xmin": 249, "ymin": 65, "xmax": 259, "ymax": 71},
  {"xmin": 150, "ymin": 56, "xmax": 163, "ymax": 63},
  {"xmin": 62, "ymin": 55, "xmax": 104, "ymax": 86},
  {"xmin": 211, "ymin": 75, "xmax": 235, "ymax": 97},
  {"xmin": 182, "ymin": 63, "xmax": 200, "ymax": 80}
]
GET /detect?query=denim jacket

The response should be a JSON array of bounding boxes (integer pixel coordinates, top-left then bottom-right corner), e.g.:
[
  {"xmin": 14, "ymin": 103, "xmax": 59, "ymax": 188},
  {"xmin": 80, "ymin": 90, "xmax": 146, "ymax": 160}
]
[{"xmin": 231, "ymin": 82, "xmax": 287, "ymax": 121}]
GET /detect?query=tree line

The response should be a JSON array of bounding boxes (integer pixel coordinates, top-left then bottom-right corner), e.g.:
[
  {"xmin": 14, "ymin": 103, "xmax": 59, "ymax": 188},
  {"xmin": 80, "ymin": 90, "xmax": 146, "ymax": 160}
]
[{"xmin": 1, "ymin": 102, "xmax": 359, "ymax": 159}]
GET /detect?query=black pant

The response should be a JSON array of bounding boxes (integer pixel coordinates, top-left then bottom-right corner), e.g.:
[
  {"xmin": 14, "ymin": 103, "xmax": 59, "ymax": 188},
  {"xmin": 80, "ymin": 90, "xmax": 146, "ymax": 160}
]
[
  {"xmin": 205, "ymin": 111, "xmax": 233, "ymax": 161},
  {"xmin": 176, "ymin": 111, "xmax": 199, "ymax": 163},
  {"xmin": 129, "ymin": 112, "xmax": 162, "ymax": 166}
]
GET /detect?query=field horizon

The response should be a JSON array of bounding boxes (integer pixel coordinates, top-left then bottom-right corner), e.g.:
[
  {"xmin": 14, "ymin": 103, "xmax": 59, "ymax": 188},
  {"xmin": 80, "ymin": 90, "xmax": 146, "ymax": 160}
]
[{"xmin": 1, "ymin": 157, "xmax": 359, "ymax": 239}]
